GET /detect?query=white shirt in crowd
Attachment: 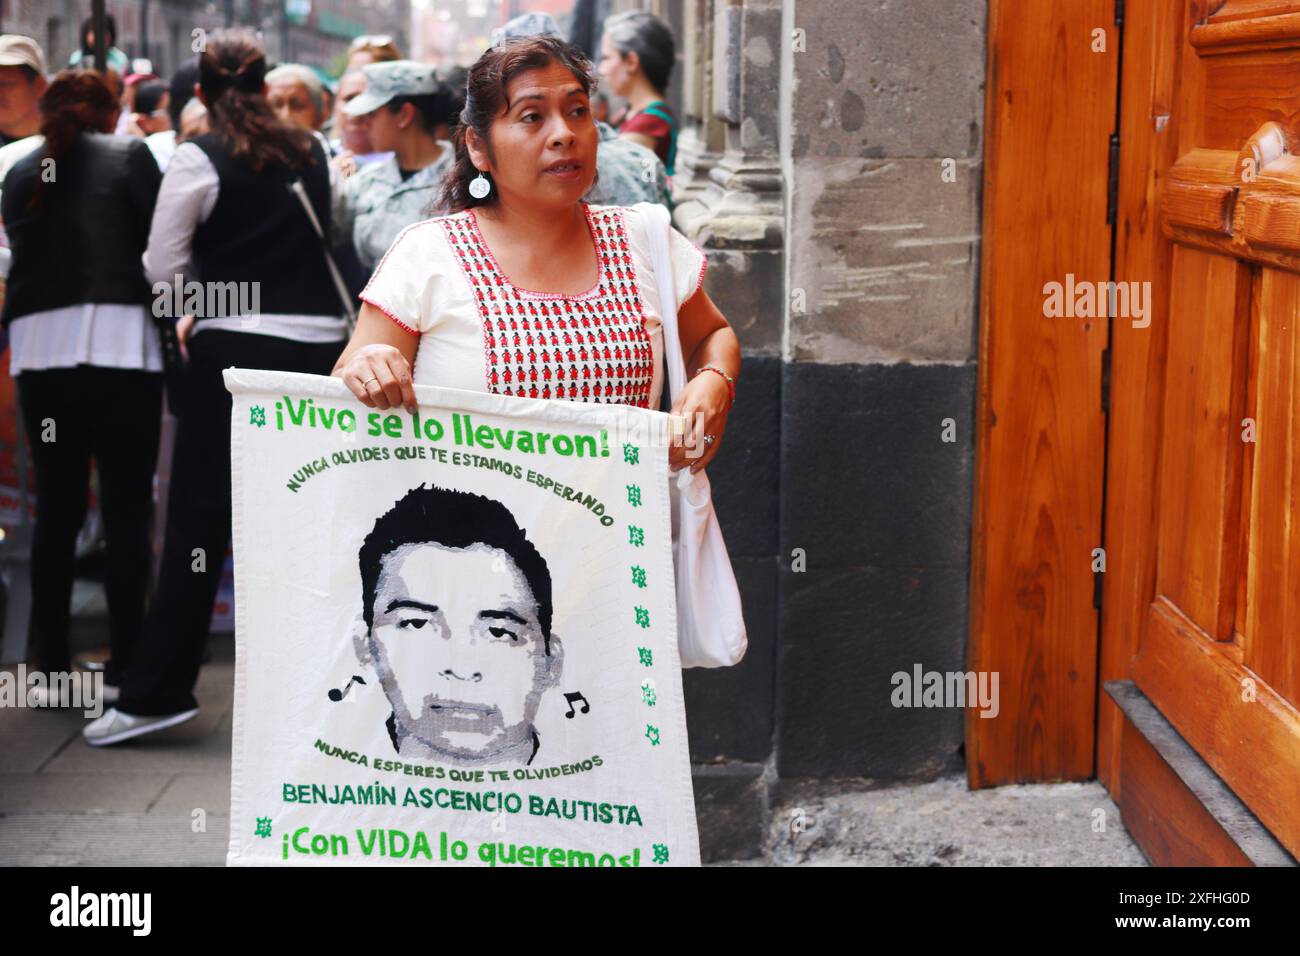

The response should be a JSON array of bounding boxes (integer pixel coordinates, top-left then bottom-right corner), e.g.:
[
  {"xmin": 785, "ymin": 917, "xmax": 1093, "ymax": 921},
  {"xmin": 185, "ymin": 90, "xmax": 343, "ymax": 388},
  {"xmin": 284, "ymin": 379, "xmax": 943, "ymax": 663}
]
[
  {"xmin": 4, "ymin": 132, "xmax": 348, "ymax": 376},
  {"xmin": 140, "ymin": 135, "xmax": 348, "ymax": 344},
  {"xmin": 144, "ymin": 129, "xmax": 177, "ymax": 171},
  {"xmin": 0, "ymin": 133, "xmax": 166, "ymax": 374}
]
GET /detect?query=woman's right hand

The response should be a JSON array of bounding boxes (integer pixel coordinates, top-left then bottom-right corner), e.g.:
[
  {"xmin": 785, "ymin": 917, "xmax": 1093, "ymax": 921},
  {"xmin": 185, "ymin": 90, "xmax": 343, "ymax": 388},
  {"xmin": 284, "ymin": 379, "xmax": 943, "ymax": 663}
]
[
  {"xmin": 176, "ymin": 314, "xmax": 195, "ymax": 361},
  {"xmin": 332, "ymin": 150, "xmax": 358, "ymax": 179},
  {"xmin": 336, "ymin": 343, "xmax": 417, "ymax": 412}
]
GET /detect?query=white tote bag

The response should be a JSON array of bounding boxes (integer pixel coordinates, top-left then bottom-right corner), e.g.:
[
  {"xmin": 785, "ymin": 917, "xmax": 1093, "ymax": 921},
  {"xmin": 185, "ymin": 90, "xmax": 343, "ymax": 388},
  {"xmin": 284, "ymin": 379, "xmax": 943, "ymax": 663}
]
[{"xmin": 636, "ymin": 201, "xmax": 747, "ymax": 668}]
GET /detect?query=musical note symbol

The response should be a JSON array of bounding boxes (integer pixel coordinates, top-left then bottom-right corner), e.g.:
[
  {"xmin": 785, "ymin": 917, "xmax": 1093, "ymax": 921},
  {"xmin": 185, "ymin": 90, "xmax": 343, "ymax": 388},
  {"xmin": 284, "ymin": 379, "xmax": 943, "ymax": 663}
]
[
  {"xmin": 328, "ymin": 675, "xmax": 367, "ymax": 702},
  {"xmin": 563, "ymin": 691, "xmax": 590, "ymax": 718}
]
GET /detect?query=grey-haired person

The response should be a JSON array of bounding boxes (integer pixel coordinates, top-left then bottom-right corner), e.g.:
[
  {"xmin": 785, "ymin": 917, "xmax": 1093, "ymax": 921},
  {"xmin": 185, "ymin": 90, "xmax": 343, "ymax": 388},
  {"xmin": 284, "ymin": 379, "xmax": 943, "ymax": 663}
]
[
  {"xmin": 598, "ymin": 11, "xmax": 679, "ymax": 177},
  {"xmin": 266, "ymin": 63, "xmax": 328, "ymax": 134}
]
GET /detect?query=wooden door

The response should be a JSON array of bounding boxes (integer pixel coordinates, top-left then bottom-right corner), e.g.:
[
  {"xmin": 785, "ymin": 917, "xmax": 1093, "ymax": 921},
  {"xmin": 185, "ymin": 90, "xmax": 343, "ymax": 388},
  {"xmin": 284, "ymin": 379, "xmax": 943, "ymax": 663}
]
[
  {"xmin": 1103, "ymin": 0, "xmax": 1300, "ymax": 859},
  {"xmin": 968, "ymin": 0, "xmax": 1115, "ymax": 787}
]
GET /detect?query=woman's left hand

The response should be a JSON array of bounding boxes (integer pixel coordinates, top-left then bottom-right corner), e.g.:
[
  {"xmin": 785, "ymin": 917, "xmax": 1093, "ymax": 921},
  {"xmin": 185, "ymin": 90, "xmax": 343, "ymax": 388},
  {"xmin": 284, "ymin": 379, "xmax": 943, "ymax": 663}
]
[{"xmin": 669, "ymin": 371, "xmax": 731, "ymax": 473}]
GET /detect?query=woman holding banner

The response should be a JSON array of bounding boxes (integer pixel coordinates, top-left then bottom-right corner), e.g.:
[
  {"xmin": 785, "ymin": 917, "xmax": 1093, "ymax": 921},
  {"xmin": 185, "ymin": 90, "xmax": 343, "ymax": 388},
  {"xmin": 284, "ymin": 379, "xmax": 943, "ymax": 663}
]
[{"xmin": 333, "ymin": 34, "xmax": 739, "ymax": 477}]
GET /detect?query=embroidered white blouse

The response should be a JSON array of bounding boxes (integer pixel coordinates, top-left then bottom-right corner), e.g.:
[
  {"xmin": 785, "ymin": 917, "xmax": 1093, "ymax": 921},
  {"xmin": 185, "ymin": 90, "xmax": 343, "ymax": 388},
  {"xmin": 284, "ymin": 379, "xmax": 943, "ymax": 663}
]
[{"xmin": 358, "ymin": 201, "xmax": 707, "ymax": 411}]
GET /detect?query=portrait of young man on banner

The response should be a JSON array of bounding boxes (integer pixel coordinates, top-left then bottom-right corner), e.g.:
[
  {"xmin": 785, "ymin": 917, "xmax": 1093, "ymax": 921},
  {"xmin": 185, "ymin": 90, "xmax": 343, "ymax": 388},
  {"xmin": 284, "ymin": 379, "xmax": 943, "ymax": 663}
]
[{"xmin": 346, "ymin": 484, "xmax": 563, "ymax": 766}]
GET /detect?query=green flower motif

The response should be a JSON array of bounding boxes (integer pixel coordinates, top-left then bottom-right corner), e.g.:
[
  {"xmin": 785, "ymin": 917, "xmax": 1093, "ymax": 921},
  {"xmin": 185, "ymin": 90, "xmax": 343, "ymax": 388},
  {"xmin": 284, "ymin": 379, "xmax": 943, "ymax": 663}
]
[
  {"xmin": 249, "ymin": 406, "xmax": 267, "ymax": 428},
  {"xmin": 622, "ymin": 443, "xmax": 639, "ymax": 465}
]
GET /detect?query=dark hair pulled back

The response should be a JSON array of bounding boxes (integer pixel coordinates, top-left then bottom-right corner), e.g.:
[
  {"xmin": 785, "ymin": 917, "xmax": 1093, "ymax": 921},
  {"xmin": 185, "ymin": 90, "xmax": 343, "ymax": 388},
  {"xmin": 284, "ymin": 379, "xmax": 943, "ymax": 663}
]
[
  {"xmin": 197, "ymin": 28, "xmax": 313, "ymax": 172},
  {"xmin": 385, "ymin": 86, "xmax": 455, "ymax": 136},
  {"xmin": 79, "ymin": 14, "xmax": 117, "ymax": 53},
  {"xmin": 602, "ymin": 11, "xmax": 675, "ymax": 93}
]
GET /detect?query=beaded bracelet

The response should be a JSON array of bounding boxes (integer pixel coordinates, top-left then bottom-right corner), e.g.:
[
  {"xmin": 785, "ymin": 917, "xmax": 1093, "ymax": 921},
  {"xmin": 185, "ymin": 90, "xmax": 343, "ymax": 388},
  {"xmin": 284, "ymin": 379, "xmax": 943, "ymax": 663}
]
[{"xmin": 694, "ymin": 364, "xmax": 736, "ymax": 408}]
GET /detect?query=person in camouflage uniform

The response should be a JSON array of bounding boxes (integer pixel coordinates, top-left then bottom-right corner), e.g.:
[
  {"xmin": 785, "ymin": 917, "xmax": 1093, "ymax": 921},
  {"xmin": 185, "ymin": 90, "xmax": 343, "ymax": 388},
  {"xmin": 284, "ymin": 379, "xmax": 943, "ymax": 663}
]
[{"xmin": 332, "ymin": 61, "xmax": 456, "ymax": 272}]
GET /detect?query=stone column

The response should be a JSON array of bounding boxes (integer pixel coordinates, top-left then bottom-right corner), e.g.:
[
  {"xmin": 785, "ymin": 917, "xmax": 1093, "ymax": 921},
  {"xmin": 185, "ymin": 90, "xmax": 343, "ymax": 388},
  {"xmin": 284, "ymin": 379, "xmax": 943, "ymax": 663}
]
[
  {"xmin": 661, "ymin": 0, "xmax": 787, "ymax": 863},
  {"xmin": 671, "ymin": 1, "xmax": 727, "ymax": 215},
  {"xmin": 674, "ymin": 0, "xmax": 784, "ymax": 358}
]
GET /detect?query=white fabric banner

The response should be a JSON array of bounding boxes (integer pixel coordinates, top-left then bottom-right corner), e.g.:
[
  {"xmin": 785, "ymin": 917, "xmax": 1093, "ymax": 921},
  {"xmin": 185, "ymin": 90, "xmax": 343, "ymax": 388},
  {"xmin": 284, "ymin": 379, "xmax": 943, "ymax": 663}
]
[{"xmin": 224, "ymin": 369, "xmax": 699, "ymax": 867}]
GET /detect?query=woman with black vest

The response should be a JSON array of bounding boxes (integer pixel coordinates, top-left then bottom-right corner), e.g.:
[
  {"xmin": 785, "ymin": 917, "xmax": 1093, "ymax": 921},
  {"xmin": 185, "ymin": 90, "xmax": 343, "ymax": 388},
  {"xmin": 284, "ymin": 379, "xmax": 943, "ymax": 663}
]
[
  {"xmin": 86, "ymin": 30, "xmax": 347, "ymax": 744},
  {"xmin": 1, "ymin": 69, "xmax": 162, "ymax": 705}
]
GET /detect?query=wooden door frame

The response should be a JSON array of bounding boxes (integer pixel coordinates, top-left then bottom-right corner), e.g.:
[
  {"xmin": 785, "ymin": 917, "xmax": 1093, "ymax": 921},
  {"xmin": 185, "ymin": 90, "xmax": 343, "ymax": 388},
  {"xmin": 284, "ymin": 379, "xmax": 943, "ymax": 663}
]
[{"xmin": 967, "ymin": 0, "xmax": 1117, "ymax": 786}]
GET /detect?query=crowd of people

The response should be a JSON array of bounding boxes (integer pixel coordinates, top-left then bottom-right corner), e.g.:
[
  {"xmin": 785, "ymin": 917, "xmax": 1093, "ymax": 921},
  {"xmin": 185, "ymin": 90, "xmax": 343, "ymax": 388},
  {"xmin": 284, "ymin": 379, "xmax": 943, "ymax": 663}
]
[{"xmin": 0, "ymin": 8, "xmax": 741, "ymax": 746}]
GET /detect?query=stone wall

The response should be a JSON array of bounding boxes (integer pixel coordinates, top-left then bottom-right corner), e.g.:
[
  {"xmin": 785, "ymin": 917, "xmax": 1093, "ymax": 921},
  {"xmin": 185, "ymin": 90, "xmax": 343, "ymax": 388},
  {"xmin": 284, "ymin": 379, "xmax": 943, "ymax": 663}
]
[{"xmin": 612, "ymin": 0, "xmax": 987, "ymax": 859}]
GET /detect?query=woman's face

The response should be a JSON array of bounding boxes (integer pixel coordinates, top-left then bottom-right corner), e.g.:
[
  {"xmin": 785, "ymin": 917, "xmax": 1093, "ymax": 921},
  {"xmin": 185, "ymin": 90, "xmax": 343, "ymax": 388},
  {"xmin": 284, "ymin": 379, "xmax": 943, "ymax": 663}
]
[
  {"xmin": 268, "ymin": 79, "xmax": 321, "ymax": 130},
  {"xmin": 335, "ymin": 71, "xmax": 374, "ymax": 153},
  {"xmin": 597, "ymin": 34, "xmax": 634, "ymax": 98},
  {"xmin": 471, "ymin": 62, "xmax": 598, "ymax": 211},
  {"xmin": 362, "ymin": 102, "xmax": 410, "ymax": 153}
]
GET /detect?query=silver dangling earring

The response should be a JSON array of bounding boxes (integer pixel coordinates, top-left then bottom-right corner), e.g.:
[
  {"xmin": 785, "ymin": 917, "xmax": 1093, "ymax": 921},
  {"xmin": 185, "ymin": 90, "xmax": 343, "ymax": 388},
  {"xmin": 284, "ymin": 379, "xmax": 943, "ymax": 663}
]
[{"xmin": 468, "ymin": 170, "xmax": 491, "ymax": 199}]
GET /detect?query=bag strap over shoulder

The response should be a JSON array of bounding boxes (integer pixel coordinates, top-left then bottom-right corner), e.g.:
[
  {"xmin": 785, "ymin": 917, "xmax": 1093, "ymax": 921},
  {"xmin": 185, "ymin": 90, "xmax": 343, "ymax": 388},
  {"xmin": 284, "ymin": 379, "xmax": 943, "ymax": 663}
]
[
  {"xmin": 642, "ymin": 100, "xmax": 675, "ymax": 124},
  {"xmin": 636, "ymin": 201, "xmax": 688, "ymax": 406},
  {"xmin": 636, "ymin": 204, "xmax": 746, "ymax": 668},
  {"xmin": 288, "ymin": 178, "xmax": 357, "ymax": 334}
]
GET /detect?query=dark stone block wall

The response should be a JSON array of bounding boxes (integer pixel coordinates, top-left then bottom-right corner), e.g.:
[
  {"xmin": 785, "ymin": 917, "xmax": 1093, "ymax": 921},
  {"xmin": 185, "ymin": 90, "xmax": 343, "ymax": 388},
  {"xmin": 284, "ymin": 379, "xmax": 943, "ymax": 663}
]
[
  {"xmin": 681, "ymin": 358, "xmax": 976, "ymax": 860},
  {"xmin": 655, "ymin": 0, "xmax": 987, "ymax": 862},
  {"xmin": 776, "ymin": 361, "xmax": 974, "ymax": 780},
  {"xmin": 683, "ymin": 356, "xmax": 780, "ymax": 765}
]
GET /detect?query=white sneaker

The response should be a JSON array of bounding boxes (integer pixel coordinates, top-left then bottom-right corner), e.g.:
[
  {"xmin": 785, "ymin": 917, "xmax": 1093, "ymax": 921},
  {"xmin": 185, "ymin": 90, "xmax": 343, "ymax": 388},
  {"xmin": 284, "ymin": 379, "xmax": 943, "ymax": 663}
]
[{"xmin": 83, "ymin": 706, "xmax": 199, "ymax": 746}]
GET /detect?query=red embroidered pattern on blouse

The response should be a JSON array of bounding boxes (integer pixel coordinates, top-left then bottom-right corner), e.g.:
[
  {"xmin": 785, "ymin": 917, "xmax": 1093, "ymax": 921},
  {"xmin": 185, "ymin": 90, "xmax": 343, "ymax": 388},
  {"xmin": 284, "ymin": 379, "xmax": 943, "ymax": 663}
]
[{"xmin": 439, "ymin": 202, "xmax": 655, "ymax": 408}]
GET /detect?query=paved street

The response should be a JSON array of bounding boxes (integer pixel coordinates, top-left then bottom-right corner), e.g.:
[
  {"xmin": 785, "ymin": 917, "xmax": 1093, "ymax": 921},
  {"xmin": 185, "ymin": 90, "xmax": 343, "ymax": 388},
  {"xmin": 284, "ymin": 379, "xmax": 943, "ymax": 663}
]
[
  {"xmin": 0, "ymin": 630, "xmax": 235, "ymax": 865},
  {"xmin": 0, "ymin": 617, "xmax": 1147, "ymax": 866}
]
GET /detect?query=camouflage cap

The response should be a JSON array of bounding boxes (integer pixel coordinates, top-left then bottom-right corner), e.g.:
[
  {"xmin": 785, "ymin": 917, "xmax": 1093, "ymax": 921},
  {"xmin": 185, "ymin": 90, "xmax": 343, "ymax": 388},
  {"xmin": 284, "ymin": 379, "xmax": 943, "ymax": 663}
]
[{"xmin": 343, "ymin": 60, "xmax": 438, "ymax": 116}]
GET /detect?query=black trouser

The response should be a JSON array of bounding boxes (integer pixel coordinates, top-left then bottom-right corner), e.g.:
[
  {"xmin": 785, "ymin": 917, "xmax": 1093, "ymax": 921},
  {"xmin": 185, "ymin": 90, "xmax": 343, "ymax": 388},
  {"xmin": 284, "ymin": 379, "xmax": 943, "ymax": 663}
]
[
  {"xmin": 118, "ymin": 329, "xmax": 343, "ymax": 715},
  {"xmin": 16, "ymin": 367, "xmax": 163, "ymax": 684}
]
